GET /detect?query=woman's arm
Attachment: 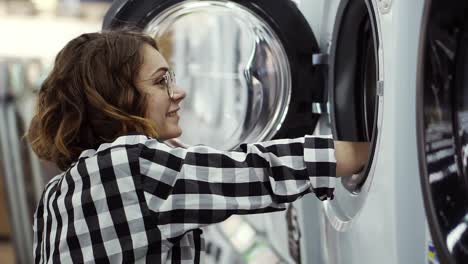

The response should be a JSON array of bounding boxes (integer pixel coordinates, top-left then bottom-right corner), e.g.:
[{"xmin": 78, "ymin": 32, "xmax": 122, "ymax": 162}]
[
  {"xmin": 166, "ymin": 138, "xmax": 371, "ymax": 177},
  {"xmin": 138, "ymin": 135, "xmax": 336, "ymax": 240}
]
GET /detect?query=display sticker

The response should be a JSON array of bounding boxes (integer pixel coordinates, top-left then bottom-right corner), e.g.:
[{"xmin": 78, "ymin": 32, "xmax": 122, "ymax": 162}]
[{"xmin": 427, "ymin": 240, "xmax": 439, "ymax": 264}]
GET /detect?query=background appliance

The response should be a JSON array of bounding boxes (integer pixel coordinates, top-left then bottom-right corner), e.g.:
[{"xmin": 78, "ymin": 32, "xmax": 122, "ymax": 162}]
[
  {"xmin": 417, "ymin": 0, "xmax": 468, "ymax": 263},
  {"xmin": 0, "ymin": 58, "xmax": 61, "ymax": 264}
]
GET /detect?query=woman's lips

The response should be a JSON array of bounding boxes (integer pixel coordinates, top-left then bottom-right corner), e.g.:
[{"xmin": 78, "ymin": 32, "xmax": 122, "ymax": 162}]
[{"xmin": 167, "ymin": 108, "xmax": 180, "ymax": 116}]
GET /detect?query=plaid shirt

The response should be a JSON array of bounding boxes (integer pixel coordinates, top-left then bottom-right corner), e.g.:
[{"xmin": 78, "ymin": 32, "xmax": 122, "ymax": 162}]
[{"xmin": 33, "ymin": 133, "xmax": 336, "ymax": 264}]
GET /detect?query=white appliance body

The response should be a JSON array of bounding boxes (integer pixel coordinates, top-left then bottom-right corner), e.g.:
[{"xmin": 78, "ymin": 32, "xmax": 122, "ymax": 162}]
[{"xmin": 294, "ymin": 0, "xmax": 429, "ymax": 263}]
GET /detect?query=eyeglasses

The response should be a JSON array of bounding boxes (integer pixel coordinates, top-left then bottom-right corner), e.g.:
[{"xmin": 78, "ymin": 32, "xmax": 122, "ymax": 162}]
[{"xmin": 162, "ymin": 69, "xmax": 176, "ymax": 99}]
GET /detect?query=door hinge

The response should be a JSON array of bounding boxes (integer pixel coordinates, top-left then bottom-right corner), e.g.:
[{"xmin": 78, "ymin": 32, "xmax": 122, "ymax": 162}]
[
  {"xmin": 312, "ymin": 53, "xmax": 329, "ymax": 65},
  {"xmin": 312, "ymin": 102, "xmax": 329, "ymax": 114},
  {"xmin": 311, "ymin": 53, "xmax": 329, "ymax": 115}
]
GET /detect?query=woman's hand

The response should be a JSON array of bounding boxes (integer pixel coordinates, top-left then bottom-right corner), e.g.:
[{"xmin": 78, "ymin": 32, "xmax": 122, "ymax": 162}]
[{"xmin": 334, "ymin": 141, "xmax": 370, "ymax": 177}]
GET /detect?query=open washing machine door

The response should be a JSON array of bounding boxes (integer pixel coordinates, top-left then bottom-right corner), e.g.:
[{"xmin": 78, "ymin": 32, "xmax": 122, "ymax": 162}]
[
  {"xmin": 103, "ymin": 0, "xmax": 326, "ymax": 150},
  {"xmin": 417, "ymin": 0, "xmax": 468, "ymax": 263}
]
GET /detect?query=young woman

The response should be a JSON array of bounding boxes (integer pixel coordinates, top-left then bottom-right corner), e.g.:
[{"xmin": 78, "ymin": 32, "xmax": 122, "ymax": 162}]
[{"xmin": 27, "ymin": 30, "xmax": 369, "ymax": 263}]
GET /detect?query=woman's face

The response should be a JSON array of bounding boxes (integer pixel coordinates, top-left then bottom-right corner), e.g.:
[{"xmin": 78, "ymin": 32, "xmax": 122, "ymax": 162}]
[{"xmin": 136, "ymin": 44, "xmax": 186, "ymax": 140}]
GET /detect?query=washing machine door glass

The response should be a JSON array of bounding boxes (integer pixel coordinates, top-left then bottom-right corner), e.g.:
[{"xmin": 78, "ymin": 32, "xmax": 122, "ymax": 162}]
[
  {"xmin": 103, "ymin": 0, "xmax": 324, "ymax": 150},
  {"xmin": 418, "ymin": 0, "xmax": 468, "ymax": 263},
  {"xmin": 146, "ymin": 3, "xmax": 290, "ymax": 149}
]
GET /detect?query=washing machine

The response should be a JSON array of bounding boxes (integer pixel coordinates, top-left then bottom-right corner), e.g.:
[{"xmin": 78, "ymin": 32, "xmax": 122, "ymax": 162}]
[
  {"xmin": 292, "ymin": 0, "xmax": 415, "ymax": 263},
  {"xmin": 417, "ymin": 0, "xmax": 468, "ymax": 263},
  {"xmin": 101, "ymin": 0, "xmax": 393, "ymax": 263},
  {"xmin": 298, "ymin": 0, "xmax": 468, "ymax": 263}
]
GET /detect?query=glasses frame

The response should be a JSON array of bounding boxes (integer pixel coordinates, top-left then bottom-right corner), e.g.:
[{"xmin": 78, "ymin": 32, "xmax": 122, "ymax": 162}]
[{"xmin": 162, "ymin": 69, "xmax": 176, "ymax": 99}]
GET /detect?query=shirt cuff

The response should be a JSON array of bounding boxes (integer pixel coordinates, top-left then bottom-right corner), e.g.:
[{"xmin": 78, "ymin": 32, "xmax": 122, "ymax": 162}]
[{"xmin": 304, "ymin": 135, "xmax": 336, "ymax": 201}]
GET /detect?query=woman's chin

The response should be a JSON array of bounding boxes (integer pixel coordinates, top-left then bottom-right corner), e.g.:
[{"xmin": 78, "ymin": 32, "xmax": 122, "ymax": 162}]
[
  {"xmin": 173, "ymin": 129, "xmax": 182, "ymax": 138},
  {"xmin": 167, "ymin": 126, "xmax": 183, "ymax": 139},
  {"xmin": 157, "ymin": 125, "xmax": 182, "ymax": 141}
]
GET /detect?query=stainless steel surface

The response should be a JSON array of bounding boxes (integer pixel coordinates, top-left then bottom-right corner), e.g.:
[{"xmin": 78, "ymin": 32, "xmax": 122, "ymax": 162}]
[
  {"xmin": 0, "ymin": 58, "xmax": 52, "ymax": 264},
  {"xmin": 144, "ymin": 1, "xmax": 292, "ymax": 150},
  {"xmin": 0, "ymin": 60, "xmax": 32, "ymax": 264}
]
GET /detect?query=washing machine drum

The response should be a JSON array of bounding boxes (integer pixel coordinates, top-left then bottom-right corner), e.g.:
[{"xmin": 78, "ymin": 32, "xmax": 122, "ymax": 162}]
[
  {"xmin": 103, "ymin": 0, "xmax": 325, "ymax": 150},
  {"xmin": 418, "ymin": 0, "xmax": 468, "ymax": 263}
]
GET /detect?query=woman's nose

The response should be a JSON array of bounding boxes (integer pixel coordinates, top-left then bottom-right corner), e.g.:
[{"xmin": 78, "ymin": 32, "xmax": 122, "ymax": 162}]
[{"xmin": 172, "ymin": 88, "xmax": 186, "ymax": 102}]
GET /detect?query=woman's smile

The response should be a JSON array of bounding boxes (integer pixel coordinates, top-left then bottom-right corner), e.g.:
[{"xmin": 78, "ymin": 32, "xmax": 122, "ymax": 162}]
[{"xmin": 167, "ymin": 107, "xmax": 180, "ymax": 117}]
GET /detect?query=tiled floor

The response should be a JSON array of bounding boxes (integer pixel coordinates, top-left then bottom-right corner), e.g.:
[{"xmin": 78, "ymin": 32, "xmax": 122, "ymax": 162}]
[{"xmin": 0, "ymin": 242, "xmax": 16, "ymax": 264}]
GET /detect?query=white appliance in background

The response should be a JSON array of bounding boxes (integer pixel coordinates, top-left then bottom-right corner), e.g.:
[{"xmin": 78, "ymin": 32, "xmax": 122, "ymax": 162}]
[{"xmin": 0, "ymin": 58, "xmax": 60, "ymax": 264}]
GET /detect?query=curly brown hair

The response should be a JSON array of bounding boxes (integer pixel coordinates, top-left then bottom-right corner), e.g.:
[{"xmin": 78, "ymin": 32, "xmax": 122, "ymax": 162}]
[{"xmin": 26, "ymin": 30, "xmax": 160, "ymax": 171}]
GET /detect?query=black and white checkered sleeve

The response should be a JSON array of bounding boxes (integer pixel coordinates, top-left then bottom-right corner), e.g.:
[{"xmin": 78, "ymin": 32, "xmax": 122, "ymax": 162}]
[{"xmin": 138, "ymin": 134, "xmax": 336, "ymax": 240}]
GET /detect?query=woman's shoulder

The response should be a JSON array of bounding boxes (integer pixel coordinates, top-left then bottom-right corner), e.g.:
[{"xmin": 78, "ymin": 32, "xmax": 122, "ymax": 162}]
[
  {"xmin": 48, "ymin": 133, "xmax": 157, "ymax": 199},
  {"xmin": 75, "ymin": 132, "xmax": 159, "ymax": 161},
  {"xmin": 107, "ymin": 132, "xmax": 156, "ymax": 148}
]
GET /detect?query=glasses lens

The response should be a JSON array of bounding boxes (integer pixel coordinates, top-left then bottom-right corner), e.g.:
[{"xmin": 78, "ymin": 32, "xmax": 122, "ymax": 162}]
[
  {"xmin": 169, "ymin": 70, "xmax": 175, "ymax": 84},
  {"xmin": 168, "ymin": 70, "xmax": 175, "ymax": 98}
]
